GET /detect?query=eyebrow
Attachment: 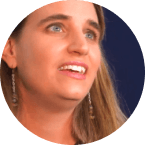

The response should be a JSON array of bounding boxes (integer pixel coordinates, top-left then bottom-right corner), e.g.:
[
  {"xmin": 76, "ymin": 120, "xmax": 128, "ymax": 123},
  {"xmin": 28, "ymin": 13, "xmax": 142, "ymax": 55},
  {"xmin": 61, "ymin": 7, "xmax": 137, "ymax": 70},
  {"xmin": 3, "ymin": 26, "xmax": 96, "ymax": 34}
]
[
  {"xmin": 38, "ymin": 14, "xmax": 100, "ymax": 31},
  {"xmin": 38, "ymin": 14, "xmax": 71, "ymax": 26},
  {"xmin": 87, "ymin": 19, "xmax": 100, "ymax": 31}
]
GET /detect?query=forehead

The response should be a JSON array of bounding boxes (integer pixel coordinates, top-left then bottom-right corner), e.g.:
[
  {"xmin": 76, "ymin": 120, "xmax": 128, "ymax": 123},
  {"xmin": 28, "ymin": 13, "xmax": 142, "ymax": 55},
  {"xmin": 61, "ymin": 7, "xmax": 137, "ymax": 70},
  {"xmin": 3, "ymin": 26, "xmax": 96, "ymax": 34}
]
[{"xmin": 28, "ymin": 1, "xmax": 98, "ymax": 24}]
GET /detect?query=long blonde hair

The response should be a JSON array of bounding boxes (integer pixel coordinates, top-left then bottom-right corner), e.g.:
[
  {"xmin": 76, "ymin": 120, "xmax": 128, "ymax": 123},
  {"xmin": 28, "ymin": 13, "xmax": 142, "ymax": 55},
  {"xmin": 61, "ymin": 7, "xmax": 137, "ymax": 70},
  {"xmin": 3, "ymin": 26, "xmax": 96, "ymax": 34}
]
[{"xmin": 1, "ymin": 3, "xmax": 127, "ymax": 144}]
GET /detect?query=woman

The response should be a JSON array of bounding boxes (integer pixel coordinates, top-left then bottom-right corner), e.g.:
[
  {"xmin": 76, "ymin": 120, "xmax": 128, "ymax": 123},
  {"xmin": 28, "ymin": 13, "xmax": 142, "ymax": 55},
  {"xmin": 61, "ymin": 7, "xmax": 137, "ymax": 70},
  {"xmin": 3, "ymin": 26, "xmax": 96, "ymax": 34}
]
[{"xmin": 1, "ymin": 0, "xmax": 127, "ymax": 144}]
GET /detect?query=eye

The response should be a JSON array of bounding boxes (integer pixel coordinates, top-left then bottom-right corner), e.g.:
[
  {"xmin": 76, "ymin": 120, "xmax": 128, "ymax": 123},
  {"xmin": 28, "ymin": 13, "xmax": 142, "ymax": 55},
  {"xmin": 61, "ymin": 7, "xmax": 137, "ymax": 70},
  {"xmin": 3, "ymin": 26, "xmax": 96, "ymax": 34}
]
[
  {"xmin": 49, "ymin": 25, "xmax": 62, "ymax": 32},
  {"xmin": 85, "ymin": 30, "xmax": 97, "ymax": 40},
  {"xmin": 46, "ymin": 23, "xmax": 63, "ymax": 32}
]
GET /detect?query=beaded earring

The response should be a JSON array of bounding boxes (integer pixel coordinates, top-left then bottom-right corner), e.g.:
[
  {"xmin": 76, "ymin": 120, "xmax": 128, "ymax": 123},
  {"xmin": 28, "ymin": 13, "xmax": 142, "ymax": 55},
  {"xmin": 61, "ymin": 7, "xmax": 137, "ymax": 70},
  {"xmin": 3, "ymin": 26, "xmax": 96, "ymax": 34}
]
[
  {"xmin": 12, "ymin": 69, "xmax": 18, "ymax": 106},
  {"xmin": 88, "ymin": 92, "xmax": 95, "ymax": 119}
]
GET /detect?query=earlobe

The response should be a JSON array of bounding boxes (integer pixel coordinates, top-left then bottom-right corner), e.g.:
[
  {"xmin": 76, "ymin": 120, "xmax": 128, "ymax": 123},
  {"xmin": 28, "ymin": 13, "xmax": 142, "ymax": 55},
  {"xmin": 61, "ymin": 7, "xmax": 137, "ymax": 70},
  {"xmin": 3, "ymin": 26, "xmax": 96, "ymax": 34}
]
[{"xmin": 2, "ymin": 39, "xmax": 17, "ymax": 69}]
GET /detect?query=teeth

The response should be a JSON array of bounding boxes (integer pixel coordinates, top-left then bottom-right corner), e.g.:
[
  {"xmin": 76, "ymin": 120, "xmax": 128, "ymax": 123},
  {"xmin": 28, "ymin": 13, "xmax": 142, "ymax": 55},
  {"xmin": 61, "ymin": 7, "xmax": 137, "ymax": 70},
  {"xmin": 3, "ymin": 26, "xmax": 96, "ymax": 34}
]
[
  {"xmin": 72, "ymin": 65, "xmax": 78, "ymax": 71},
  {"xmin": 59, "ymin": 65, "xmax": 86, "ymax": 74},
  {"xmin": 82, "ymin": 67, "xmax": 85, "ymax": 74},
  {"xmin": 64, "ymin": 66, "xmax": 68, "ymax": 69},
  {"xmin": 77, "ymin": 66, "xmax": 82, "ymax": 73},
  {"xmin": 67, "ymin": 65, "xmax": 72, "ymax": 70}
]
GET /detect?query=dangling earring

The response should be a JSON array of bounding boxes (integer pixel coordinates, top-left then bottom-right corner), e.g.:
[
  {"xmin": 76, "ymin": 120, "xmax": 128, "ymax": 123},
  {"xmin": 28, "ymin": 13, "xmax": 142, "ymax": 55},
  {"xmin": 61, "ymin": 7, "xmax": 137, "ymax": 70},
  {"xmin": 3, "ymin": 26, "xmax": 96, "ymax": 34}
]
[
  {"xmin": 12, "ymin": 69, "xmax": 18, "ymax": 106},
  {"xmin": 88, "ymin": 92, "xmax": 95, "ymax": 119}
]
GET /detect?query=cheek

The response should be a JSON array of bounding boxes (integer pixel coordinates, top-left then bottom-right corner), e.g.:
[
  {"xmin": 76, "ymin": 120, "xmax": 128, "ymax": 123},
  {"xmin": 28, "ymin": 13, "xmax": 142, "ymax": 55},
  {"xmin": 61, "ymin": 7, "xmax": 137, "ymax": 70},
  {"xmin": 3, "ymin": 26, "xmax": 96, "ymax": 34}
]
[
  {"xmin": 90, "ymin": 45, "xmax": 101, "ymax": 72},
  {"xmin": 16, "ymin": 32, "xmax": 56, "ymax": 68},
  {"xmin": 15, "ymin": 32, "xmax": 67, "ymax": 92}
]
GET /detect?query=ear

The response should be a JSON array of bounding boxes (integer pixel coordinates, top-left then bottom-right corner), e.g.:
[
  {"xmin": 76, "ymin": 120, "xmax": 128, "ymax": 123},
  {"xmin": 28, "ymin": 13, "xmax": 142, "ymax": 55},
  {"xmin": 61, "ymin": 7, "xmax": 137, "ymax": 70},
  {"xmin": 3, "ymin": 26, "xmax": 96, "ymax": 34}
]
[{"xmin": 2, "ymin": 38, "xmax": 17, "ymax": 69}]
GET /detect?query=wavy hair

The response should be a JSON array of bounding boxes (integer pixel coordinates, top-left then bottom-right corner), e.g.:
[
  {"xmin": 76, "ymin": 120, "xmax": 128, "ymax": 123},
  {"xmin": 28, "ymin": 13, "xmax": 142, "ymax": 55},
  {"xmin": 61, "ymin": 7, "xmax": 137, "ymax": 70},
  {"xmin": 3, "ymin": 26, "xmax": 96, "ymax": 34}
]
[{"xmin": 1, "ymin": 3, "xmax": 127, "ymax": 144}]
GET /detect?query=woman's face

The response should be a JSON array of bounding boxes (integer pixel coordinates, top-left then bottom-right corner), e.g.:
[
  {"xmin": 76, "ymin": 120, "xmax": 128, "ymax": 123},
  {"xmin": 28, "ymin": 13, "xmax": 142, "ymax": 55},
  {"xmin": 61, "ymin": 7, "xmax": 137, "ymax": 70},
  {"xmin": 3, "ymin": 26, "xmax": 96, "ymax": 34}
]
[{"xmin": 15, "ymin": 1, "xmax": 101, "ymax": 106}]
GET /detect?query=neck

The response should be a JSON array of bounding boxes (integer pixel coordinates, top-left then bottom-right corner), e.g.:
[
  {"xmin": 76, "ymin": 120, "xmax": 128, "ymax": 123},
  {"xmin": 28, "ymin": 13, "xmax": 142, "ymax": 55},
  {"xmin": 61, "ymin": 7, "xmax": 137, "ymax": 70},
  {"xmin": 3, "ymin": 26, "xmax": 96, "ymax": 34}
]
[
  {"xmin": 15, "ymin": 76, "xmax": 79, "ymax": 145},
  {"xmin": 17, "ymin": 97, "xmax": 76, "ymax": 145}
]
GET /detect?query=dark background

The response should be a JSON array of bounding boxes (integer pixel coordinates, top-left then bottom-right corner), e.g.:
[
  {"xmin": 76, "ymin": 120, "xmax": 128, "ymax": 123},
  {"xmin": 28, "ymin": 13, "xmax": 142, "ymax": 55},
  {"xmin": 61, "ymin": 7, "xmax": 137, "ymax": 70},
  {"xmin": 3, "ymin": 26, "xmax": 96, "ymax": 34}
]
[{"xmin": 102, "ymin": 7, "xmax": 144, "ymax": 117}]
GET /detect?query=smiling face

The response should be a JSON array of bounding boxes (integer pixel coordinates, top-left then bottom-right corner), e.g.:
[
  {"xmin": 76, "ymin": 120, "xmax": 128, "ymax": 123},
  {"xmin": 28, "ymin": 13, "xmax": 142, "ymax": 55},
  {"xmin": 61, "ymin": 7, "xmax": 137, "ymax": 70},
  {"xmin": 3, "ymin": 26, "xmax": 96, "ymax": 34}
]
[{"xmin": 14, "ymin": 1, "xmax": 101, "ymax": 107}]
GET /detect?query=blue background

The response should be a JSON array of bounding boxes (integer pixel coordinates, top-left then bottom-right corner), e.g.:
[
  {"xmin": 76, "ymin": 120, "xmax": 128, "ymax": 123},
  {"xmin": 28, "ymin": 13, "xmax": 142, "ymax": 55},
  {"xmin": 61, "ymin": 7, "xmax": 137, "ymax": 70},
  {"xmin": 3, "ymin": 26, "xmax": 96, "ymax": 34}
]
[{"xmin": 102, "ymin": 7, "xmax": 144, "ymax": 117}]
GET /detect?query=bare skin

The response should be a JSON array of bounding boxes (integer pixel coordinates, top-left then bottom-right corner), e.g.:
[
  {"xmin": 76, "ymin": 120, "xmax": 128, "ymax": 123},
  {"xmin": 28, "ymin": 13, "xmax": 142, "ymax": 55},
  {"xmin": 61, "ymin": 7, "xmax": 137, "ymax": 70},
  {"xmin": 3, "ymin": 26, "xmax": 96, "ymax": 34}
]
[{"xmin": 3, "ymin": 1, "xmax": 101, "ymax": 144}]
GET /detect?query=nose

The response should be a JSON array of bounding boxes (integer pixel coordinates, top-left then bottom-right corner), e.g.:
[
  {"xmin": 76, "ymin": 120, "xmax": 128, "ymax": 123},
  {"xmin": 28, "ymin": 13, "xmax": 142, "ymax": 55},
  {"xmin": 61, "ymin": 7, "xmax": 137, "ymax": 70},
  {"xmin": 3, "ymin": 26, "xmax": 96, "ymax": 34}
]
[{"xmin": 67, "ymin": 30, "xmax": 89, "ymax": 56}]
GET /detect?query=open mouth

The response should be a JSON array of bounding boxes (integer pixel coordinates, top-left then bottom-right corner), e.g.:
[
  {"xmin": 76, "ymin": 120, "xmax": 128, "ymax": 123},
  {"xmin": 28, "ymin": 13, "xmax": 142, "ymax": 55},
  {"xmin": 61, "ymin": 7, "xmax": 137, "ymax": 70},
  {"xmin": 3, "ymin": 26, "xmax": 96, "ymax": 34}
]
[
  {"xmin": 58, "ymin": 65, "xmax": 86, "ymax": 74},
  {"xmin": 58, "ymin": 64, "xmax": 87, "ymax": 80},
  {"xmin": 58, "ymin": 61, "xmax": 88, "ymax": 80},
  {"xmin": 62, "ymin": 69, "xmax": 81, "ymax": 74}
]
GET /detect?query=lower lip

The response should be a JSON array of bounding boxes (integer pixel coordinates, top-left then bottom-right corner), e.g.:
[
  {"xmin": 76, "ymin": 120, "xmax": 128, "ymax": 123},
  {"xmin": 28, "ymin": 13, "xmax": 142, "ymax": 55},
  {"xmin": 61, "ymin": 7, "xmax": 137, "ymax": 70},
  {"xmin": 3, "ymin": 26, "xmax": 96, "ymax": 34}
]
[{"xmin": 58, "ymin": 70, "xmax": 86, "ymax": 80}]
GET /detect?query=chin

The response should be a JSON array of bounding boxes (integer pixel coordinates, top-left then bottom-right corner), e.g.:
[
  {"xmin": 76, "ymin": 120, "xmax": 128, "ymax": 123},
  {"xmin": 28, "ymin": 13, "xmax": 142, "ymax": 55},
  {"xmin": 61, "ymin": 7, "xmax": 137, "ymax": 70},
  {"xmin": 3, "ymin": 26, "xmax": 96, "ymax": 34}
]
[{"xmin": 61, "ymin": 91, "xmax": 87, "ymax": 101}]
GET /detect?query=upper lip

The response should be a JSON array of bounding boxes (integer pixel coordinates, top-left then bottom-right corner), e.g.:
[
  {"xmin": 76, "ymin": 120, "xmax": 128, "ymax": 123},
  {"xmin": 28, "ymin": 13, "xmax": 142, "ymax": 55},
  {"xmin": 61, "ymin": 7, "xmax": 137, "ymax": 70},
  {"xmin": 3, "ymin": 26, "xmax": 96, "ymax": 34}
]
[{"xmin": 58, "ymin": 61, "xmax": 88, "ymax": 71}]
